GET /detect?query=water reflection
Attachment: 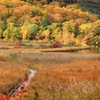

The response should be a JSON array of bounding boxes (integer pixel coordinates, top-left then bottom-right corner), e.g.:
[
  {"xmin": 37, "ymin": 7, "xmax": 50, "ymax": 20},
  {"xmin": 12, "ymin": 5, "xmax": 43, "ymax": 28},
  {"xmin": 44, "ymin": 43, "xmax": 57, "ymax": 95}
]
[{"xmin": 77, "ymin": 46, "xmax": 100, "ymax": 54}]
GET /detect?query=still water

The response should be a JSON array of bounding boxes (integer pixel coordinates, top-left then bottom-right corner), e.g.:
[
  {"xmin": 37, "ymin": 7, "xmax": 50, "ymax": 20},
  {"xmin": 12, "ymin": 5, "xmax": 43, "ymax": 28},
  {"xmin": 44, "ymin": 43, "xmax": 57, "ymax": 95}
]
[{"xmin": 77, "ymin": 46, "xmax": 100, "ymax": 54}]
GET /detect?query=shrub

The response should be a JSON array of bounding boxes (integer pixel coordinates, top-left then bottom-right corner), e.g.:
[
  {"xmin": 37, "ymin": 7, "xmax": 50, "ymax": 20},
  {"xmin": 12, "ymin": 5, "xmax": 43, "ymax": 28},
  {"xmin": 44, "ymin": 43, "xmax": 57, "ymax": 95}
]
[{"xmin": 51, "ymin": 40, "xmax": 61, "ymax": 48}]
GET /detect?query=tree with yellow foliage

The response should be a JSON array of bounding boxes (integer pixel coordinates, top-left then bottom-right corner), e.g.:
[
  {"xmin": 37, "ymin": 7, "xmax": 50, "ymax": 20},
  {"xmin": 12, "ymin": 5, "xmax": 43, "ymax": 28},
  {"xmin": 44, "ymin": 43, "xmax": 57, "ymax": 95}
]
[
  {"xmin": 20, "ymin": 24, "xmax": 39, "ymax": 41},
  {"xmin": 41, "ymin": 29, "xmax": 50, "ymax": 40},
  {"xmin": 3, "ymin": 24, "xmax": 20, "ymax": 41}
]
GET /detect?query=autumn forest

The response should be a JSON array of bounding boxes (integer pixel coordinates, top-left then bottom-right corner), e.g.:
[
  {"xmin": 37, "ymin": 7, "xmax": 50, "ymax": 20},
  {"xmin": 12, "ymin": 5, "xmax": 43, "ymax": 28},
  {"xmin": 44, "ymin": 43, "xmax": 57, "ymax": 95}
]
[
  {"xmin": 0, "ymin": 0, "xmax": 100, "ymax": 47},
  {"xmin": 0, "ymin": 0, "xmax": 100, "ymax": 100}
]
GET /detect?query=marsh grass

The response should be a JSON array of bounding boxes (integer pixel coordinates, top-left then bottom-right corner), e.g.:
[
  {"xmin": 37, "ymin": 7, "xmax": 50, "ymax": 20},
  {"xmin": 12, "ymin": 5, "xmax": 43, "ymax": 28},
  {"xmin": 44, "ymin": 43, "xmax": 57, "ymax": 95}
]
[
  {"xmin": 4, "ymin": 51, "xmax": 100, "ymax": 68},
  {"xmin": 0, "ymin": 51, "xmax": 100, "ymax": 99},
  {"xmin": 0, "ymin": 52, "xmax": 28, "ymax": 95},
  {"xmin": 31, "ymin": 75, "xmax": 100, "ymax": 100},
  {"xmin": 16, "ymin": 71, "xmax": 100, "ymax": 100},
  {"xmin": 0, "ymin": 66, "xmax": 28, "ymax": 95}
]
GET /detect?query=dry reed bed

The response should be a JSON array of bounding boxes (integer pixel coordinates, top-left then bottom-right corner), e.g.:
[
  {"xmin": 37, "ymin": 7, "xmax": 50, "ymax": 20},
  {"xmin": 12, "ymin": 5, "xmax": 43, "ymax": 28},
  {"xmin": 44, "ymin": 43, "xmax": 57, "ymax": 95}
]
[
  {"xmin": 0, "ymin": 52, "xmax": 28, "ymax": 95},
  {"xmin": 0, "ymin": 51, "xmax": 100, "ymax": 99},
  {"xmin": 27, "ymin": 60, "xmax": 100, "ymax": 100}
]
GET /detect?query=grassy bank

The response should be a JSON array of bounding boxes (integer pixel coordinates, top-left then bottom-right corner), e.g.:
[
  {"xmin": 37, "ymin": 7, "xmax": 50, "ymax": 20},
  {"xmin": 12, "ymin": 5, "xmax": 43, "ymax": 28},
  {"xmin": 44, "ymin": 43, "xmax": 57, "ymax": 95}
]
[
  {"xmin": 0, "ymin": 41, "xmax": 90, "ymax": 52},
  {"xmin": 39, "ymin": 45, "xmax": 90, "ymax": 52}
]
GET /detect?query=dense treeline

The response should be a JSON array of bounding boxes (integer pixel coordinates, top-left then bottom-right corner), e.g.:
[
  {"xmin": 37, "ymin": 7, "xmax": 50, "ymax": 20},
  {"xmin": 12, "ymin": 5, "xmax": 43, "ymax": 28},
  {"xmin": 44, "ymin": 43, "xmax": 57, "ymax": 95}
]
[
  {"xmin": 23, "ymin": 0, "xmax": 100, "ymax": 17},
  {"xmin": 0, "ymin": 0, "xmax": 99, "ymax": 46},
  {"xmin": 22, "ymin": 0, "xmax": 78, "ymax": 4}
]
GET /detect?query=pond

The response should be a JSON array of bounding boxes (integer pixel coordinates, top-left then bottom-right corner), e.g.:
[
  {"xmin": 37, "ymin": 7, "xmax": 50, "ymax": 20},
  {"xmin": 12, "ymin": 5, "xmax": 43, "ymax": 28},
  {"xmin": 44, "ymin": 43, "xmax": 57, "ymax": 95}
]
[{"xmin": 77, "ymin": 46, "xmax": 100, "ymax": 54}]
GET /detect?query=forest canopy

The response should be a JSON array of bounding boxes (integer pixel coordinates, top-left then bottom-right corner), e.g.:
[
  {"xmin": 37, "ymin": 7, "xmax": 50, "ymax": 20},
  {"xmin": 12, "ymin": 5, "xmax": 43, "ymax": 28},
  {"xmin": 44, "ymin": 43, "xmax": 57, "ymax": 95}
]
[{"xmin": 0, "ymin": 0, "xmax": 99, "ymax": 46}]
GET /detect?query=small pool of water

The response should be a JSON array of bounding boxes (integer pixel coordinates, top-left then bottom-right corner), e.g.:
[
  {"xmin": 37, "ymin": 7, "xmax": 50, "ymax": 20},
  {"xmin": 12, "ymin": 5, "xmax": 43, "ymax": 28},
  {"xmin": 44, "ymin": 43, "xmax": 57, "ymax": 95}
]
[{"xmin": 77, "ymin": 46, "xmax": 100, "ymax": 54}]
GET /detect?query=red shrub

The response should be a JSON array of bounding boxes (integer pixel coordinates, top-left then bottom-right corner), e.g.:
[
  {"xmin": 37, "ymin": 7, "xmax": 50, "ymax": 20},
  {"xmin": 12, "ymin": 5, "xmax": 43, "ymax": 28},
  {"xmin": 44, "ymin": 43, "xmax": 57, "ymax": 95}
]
[
  {"xmin": 36, "ymin": 36, "xmax": 43, "ymax": 40},
  {"xmin": 51, "ymin": 41, "xmax": 61, "ymax": 48},
  {"xmin": 24, "ymin": 77, "xmax": 28, "ymax": 82},
  {"xmin": 0, "ymin": 94, "xmax": 9, "ymax": 100},
  {"xmin": 13, "ymin": 46, "xmax": 21, "ymax": 49}
]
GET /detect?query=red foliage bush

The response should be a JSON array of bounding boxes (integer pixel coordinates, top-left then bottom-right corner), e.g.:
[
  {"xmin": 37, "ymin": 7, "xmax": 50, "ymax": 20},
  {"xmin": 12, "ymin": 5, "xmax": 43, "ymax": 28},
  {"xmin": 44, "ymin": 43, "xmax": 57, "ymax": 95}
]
[
  {"xmin": 13, "ymin": 46, "xmax": 21, "ymax": 49},
  {"xmin": 36, "ymin": 36, "xmax": 43, "ymax": 40},
  {"xmin": 51, "ymin": 41, "xmax": 61, "ymax": 48},
  {"xmin": 24, "ymin": 77, "xmax": 28, "ymax": 82},
  {"xmin": 0, "ymin": 94, "xmax": 9, "ymax": 100}
]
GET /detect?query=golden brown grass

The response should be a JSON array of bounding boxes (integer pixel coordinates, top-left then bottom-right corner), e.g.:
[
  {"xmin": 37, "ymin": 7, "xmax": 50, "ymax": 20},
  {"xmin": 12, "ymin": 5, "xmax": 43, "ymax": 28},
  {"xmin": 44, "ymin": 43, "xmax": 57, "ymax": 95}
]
[
  {"xmin": 0, "ymin": 52, "xmax": 28, "ymax": 95},
  {"xmin": 0, "ymin": 65, "xmax": 27, "ymax": 94},
  {"xmin": 20, "ymin": 60, "xmax": 100, "ymax": 100},
  {"xmin": 35, "ymin": 60, "xmax": 100, "ymax": 81},
  {"xmin": 0, "ymin": 51, "xmax": 100, "ymax": 99}
]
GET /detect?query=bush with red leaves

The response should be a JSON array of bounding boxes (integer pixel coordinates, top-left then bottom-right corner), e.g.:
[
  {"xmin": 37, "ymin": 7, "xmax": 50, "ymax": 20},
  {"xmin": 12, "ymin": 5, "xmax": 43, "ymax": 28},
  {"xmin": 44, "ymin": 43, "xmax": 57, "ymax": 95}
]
[
  {"xmin": 0, "ymin": 94, "xmax": 9, "ymax": 100},
  {"xmin": 51, "ymin": 41, "xmax": 61, "ymax": 48},
  {"xmin": 36, "ymin": 36, "xmax": 43, "ymax": 40},
  {"xmin": 13, "ymin": 46, "xmax": 21, "ymax": 49},
  {"xmin": 24, "ymin": 77, "xmax": 28, "ymax": 82}
]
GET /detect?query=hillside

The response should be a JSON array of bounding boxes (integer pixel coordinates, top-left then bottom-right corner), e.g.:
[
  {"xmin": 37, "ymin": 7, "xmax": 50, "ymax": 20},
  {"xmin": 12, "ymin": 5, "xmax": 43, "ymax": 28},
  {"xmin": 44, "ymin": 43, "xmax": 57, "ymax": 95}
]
[{"xmin": 0, "ymin": 0, "xmax": 99, "ymax": 48}]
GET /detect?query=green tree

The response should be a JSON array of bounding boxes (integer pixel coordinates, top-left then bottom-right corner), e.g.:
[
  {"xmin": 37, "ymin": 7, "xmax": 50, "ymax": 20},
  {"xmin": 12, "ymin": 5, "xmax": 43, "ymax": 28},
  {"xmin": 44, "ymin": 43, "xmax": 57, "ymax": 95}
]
[
  {"xmin": 40, "ymin": 18, "xmax": 50, "ymax": 27},
  {"xmin": 0, "ymin": 19, "xmax": 7, "ymax": 39},
  {"xmin": 74, "ymin": 23, "xmax": 81, "ymax": 38},
  {"xmin": 0, "ymin": 19, "xmax": 7, "ymax": 31},
  {"xmin": 28, "ymin": 24, "xmax": 39, "ymax": 40}
]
